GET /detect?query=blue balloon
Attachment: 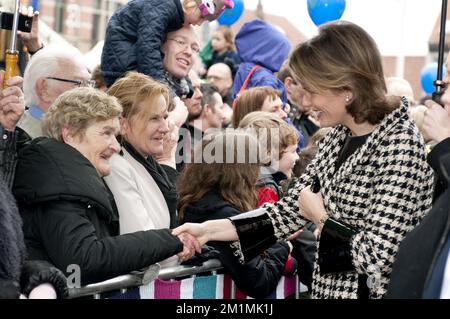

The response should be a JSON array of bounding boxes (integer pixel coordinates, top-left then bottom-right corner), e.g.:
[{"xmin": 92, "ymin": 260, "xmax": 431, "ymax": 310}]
[
  {"xmin": 421, "ymin": 62, "xmax": 445, "ymax": 94},
  {"xmin": 217, "ymin": 0, "xmax": 244, "ymax": 26},
  {"xmin": 307, "ymin": 0, "xmax": 346, "ymax": 26}
]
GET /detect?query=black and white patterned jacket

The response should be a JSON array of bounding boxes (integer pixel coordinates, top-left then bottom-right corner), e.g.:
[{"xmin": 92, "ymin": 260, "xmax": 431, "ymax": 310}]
[{"xmin": 249, "ymin": 99, "xmax": 434, "ymax": 298}]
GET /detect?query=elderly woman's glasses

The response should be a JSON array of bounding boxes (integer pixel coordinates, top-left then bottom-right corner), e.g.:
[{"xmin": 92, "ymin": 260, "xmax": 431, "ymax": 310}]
[{"xmin": 46, "ymin": 77, "xmax": 96, "ymax": 88}]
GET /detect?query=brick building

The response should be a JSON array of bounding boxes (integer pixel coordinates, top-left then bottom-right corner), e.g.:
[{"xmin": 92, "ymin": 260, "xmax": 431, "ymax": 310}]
[{"xmin": 39, "ymin": 0, "xmax": 126, "ymax": 52}]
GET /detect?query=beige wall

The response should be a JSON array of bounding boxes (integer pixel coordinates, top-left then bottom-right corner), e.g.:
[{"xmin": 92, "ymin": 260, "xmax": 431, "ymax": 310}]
[{"xmin": 383, "ymin": 56, "xmax": 427, "ymax": 103}]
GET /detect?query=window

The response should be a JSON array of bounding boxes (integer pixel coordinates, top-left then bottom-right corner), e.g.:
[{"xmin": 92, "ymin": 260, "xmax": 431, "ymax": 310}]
[{"xmin": 54, "ymin": 0, "xmax": 65, "ymax": 33}]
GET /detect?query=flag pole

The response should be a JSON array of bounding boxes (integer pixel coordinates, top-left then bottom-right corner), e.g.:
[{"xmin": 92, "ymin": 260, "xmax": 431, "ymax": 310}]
[
  {"xmin": 433, "ymin": 0, "xmax": 448, "ymax": 105},
  {"xmin": 3, "ymin": 0, "xmax": 21, "ymax": 88}
]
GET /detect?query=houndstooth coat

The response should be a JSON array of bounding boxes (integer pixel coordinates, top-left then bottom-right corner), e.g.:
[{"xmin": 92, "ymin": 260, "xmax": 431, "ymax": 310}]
[{"xmin": 259, "ymin": 100, "xmax": 434, "ymax": 299}]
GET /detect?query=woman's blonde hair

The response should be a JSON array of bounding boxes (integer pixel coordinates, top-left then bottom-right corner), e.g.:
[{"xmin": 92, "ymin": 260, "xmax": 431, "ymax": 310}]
[
  {"xmin": 288, "ymin": 21, "xmax": 399, "ymax": 125},
  {"xmin": 238, "ymin": 111, "xmax": 298, "ymax": 165},
  {"xmin": 232, "ymin": 86, "xmax": 281, "ymax": 128},
  {"xmin": 107, "ymin": 71, "xmax": 170, "ymax": 134},
  {"xmin": 42, "ymin": 87, "xmax": 122, "ymax": 141},
  {"xmin": 177, "ymin": 130, "xmax": 260, "ymax": 223}
]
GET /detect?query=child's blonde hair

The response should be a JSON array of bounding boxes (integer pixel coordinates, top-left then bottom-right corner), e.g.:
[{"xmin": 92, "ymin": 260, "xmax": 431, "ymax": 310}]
[
  {"xmin": 238, "ymin": 111, "xmax": 298, "ymax": 165},
  {"xmin": 214, "ymin": 26, "xmax": 236, "ymax": 52},
  {"xmin": 182, "ymin": 0, "xmax": 198, "ymax": 12}
]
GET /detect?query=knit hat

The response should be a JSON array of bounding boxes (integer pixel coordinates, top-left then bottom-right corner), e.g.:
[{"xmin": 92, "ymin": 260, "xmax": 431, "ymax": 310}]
[{"xmin": 196, "ymin": 0, "xmax": 234, "ymax": 21}]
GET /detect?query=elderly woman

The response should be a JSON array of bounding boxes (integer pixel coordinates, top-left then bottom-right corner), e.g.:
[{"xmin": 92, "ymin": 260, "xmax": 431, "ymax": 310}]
[
  {"xmin": 13, "ymin": 87, "xmax": 200, "ymax": 286},
  {"xmin": 105, "ymin": 72, "xmax": 181, "ymax": 266},
  {"xmin": 174, "ymin": 21, "xmax": 434, "ymax": 299}
]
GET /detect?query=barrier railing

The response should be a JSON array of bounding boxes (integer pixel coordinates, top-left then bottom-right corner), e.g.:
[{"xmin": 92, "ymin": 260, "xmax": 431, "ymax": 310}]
[
  {"xmin": 68, "ymin": 259, "xmax": 303, "ymax": 299},
  {"xmin": 68, "ymin": 259, "xmax": 226, "ymax": 299}
]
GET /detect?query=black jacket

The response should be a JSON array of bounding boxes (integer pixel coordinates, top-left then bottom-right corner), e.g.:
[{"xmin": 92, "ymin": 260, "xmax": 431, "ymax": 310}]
[
  {"xmin": 1, "ymin": 177, "xmax": 67, "ymax": 298},
  {"xmin": 386, "ymin": 138, "xmax": 450, "ymax": 298},
  {"xmin": 0, "ymin": 126, "xmax": 30, "ymax": 188},
  {"xmin": 182, "ymin": 191, "xmax": 290, "ymax": 298},
  {"xmin": 13, "ymin": 137, "xmax": 183, "ymax": 285},
  {"xmin": 101, "ymin": 0, "xmax": 183, "ymax": 87}
]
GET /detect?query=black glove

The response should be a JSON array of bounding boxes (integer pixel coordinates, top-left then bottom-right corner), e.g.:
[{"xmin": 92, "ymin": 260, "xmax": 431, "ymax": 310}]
[{"xmin": 20, "ymin": 260, "xmax": 68, "ymax": 299}]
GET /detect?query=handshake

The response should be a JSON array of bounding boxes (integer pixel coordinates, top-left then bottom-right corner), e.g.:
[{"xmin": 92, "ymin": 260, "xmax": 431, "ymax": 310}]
[
  {"xmin": 172, "ymin": 222, "xmax": 211, "ymax": 262},
  {"xmin": 174, "ymin": 230, "xmax": 202, "ymax": 262},
  {"xmin": 172, "ymin": 219, "xmax": 238, "ymax": 262}
]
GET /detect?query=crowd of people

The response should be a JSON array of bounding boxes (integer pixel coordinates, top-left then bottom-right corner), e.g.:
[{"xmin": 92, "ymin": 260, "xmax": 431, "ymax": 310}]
[{"xmin": 1, "ymin": 0, "xmax": 450, "ymax": 299}]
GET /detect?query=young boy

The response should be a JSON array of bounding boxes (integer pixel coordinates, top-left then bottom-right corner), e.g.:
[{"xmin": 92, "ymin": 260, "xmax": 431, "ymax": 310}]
[{"xmin": 238, "ymin": 111, "xmax": 299, "ymax": 205}]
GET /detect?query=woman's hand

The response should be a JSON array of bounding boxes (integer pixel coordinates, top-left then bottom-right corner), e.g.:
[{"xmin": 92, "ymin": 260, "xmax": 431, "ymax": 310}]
[
  {"xmin": 169, "ymin": 97, "xmax": 189, "ymax": 128},
  {"xmin": 17, "ymin": 9, "xmax": 43, "ymax": 53},
  {"xmin": 0, "ymin": 73, "xmax": 25, "ymax": 131},
  {"xmin": 154, "ymin": 119, "xmax": 179, "ymax": 168},
  {"xmin": 173, "ymin": 223, "xmax": 209, "ymax": 247},
  {"xmin": 173, "ymin": 219, "xmax": 238, "ymax": 246},
  {"xmin": 422, "ymin": 100, "xmax": 450, "ymax": 144},
  {"xmin": 298, "ymin": 186, "xmax": 328, "ymax": 226},
  {"xmin": 176, "ymin": 232, "xmax": 202, "ymax": 262}
]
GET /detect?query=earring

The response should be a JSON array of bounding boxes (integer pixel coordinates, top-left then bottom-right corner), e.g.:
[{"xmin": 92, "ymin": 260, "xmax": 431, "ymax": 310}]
[{"xmin": 345, "ymin": 96, "xmax": 350, "ymax": 103}]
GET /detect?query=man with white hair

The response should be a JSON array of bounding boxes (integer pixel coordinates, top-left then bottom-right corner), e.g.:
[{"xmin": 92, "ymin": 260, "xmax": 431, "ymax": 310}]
[{"xmin": 18, "ymin": 45, "xmax": 92, "ymax": 138}]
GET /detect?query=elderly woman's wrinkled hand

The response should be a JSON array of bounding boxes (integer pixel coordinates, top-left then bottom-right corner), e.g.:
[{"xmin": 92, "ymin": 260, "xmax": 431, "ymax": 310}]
[
  {"xmin": 422, "ymin": 100, "xmax": 450, "ymax": 144},
  {"xmin": 0, "ymin": 73, "xmax": 25, "ymax": 131},
  {"xmin": 176, "ymin": 231, "xmax": 202, "ymax": 262}
]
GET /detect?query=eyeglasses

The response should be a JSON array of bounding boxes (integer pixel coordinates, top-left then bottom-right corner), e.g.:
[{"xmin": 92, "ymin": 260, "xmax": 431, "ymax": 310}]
[
  {"xmin": 166, "ymin": 38, "xmax": 200, "ymax": 54},
  {"xmin": 46, "ymin": 77, "xmax": 96, "ymax": 88}
]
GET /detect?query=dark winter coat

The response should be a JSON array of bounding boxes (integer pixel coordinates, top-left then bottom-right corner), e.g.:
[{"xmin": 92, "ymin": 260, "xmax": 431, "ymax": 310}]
[
  {"xmin": 0, "ymin": 177, "xmax": 67, "ymax": 299},
  {"xmin": 386, "ymin": 138, "xmax": 450, "ymax": 298},
  {"xmin": 0, "ymin": 126, "xmax": 30, "ymax": 188},
  {"xmin": 182, "ymin": 191, "xmax": 290, "ymax": 298},
  {"xmin": 101, "ymin": 0, "xmax": 184, "ymax": 87},
  {"xmin": 233, "ymin": 19, "xmax": 291, "ymax": 104},
  {"xmin": 13, "ymin": 137, "xmax": 183, "ymax": 285}
]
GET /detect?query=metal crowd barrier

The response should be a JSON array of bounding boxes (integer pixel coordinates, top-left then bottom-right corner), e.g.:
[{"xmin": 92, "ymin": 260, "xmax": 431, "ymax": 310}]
[
  {"xmin": 68, "ymin": 259, "xmax": 226, "ymax": 299},
  {"xmin": 67, "ymin": 258, "xmax": 303, "ymax": 299}
]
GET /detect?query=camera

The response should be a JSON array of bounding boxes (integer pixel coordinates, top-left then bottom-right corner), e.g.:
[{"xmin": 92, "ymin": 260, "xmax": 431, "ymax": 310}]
[{"xmin": 0, "ymin": 12, "xmax": 33, "ymax": 33}]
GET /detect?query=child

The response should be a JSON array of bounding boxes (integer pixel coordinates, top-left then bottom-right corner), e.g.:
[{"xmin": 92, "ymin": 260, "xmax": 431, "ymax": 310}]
[
  {"xmin": 178, "ymin": 130, "xmax": 296, "ymax": 298},
  {"xmin": 206, "ymin": 26, "xmax": 240, "ymax": 75},
  {"xmin": 101, "ymin": 0, "xmax": 234, "ymax": 88},
  {"xmin": 232, "ymin": 86, "xmax": 286, "ymax": 128},
  {"xmin": 238, "ymin": 112, "xmax": 299, "ymax": 206},
  {"xmin": 233, "ymin": 19, "xmax": 291, "ymax": 105}
]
